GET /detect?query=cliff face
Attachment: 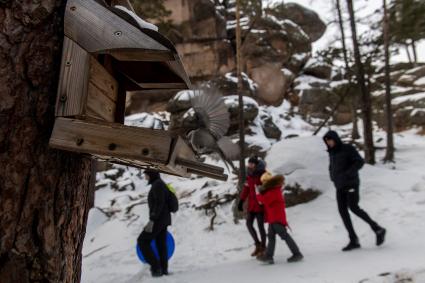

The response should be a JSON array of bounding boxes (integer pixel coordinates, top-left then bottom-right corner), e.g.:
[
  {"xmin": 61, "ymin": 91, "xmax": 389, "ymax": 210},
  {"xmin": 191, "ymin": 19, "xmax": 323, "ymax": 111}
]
[{"xmin": 127, "ymin": 0, "xmax": 328, "ymax": 114}]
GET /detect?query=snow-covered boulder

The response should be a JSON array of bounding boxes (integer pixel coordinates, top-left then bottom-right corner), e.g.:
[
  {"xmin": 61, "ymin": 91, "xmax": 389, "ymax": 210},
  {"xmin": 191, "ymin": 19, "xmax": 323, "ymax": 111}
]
[
  {"xmin": 266, "ymin": 2, "xmax": 326, "ymax": 42},
  {"xmin": 303, "ymin": 58, "xmax": 332, "ymax": 80},
  {"xmin": 266, "ymin": 136, "xmax": 331, "ymax": 192},
  {"xmin": 166, "ymin": 90, "xmax": 195, "ymax": 114},
  {"xmin": 125, "ymin": 112, "xmax": 165, "ymax": 130}
]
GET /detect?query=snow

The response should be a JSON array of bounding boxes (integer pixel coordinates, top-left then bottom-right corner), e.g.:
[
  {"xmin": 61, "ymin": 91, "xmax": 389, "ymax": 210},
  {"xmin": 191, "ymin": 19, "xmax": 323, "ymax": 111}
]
[
  {"xmin": 392, "ymin": 92, "xmax": 425, "ymax": 105},
  {"xmin": 114, "ymin": 5, "xmax": 158, "ymax": 31},
  {"xmin": 82, "ymin": 127, "xmax": 425, "ymax": 283},
  {"xmin": 125, "ymin": 113, "xmax": 164, "ymax": 130},
  {"xmin": 174, "ymin": 90, "xmax": 195, "ymax": 102},
  {"xmin": 225, "ymin": 72, "xmax": 258, "ymax": 91},
  {"xmin": 414, "ymin": 76, "xmax": 425, "ymax": 86},
  {"xmin": 294, "ymin": 75, "xmax": 330, "ymax": 91},
  {"xmin": 224, "ymin": 95, "xmax": 259, "ymax": 108}
]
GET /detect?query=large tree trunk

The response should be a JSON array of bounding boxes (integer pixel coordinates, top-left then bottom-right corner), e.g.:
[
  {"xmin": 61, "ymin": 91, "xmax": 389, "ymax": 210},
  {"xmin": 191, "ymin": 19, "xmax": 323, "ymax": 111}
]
[
  {"xmin": 335, "ymin": 0, "xmax": 359, "ymax": 140},
  {"xmin": 411, "ymin": 39, "xmax": 418, "ymax": 65},
  {"xmin": 383, "ymin": 0, "xmax": 395, "ymax": 162},
  {"xmin": 0, "ymin": 1, "xmax": 94, "ymax": 282},
  {"xmin": 405, "ymin": 44, "xmax": 412, "ymax": 64},
  {"xmin": 346, "ymin": 0, "xmax": 376, "ymax": 164}
]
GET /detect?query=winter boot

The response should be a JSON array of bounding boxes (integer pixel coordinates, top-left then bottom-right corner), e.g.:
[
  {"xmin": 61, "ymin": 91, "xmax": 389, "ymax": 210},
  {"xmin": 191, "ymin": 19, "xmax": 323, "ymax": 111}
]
[
  {"xmin": 257, "ymin": 254, "xmax": 274, "ymax": 265},
  {"xmin": 375, "ymin": 227, "xmax": 386, "ymax": 246},
  {"xmin": 256, "ymin": 244, "xmax": 266, "ymax": 258},
  {"xmin": 342, "ymin": 240, "xmax": 361, "ymax": 252},
  {"xmin": 251, "ymin": 244, "xmax": 262, "ymax": 257},
  {"xmin": 287, "ymin": 253, "xmax": 304, "ymax": 263},
  {"xmin": 150, "ymin": 268, "xmax": 163, "ymax": 278}
]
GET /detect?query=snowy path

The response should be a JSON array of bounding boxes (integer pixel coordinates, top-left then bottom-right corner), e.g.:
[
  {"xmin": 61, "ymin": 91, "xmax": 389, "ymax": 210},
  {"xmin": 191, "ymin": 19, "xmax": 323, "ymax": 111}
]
[{"xmin": 82, "ymin": 132, "xmax": 425, "ymax": 283}]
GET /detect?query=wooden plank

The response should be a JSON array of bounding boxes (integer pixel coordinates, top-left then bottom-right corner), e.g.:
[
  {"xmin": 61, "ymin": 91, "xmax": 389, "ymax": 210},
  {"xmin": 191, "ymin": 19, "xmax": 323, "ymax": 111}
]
[
  {"xmin": 49, "ymin": 117, "xmax": 172, "ymax": 164},
  {"xmin": 89, "ymin": 56, "xmax": 118, "ymax": 102},
  {"xmin": 65, "ymin": 0, "xmax": 169, "ymax": 54},
  {"xmin": 106, "ymin": 49, "xmax": 175, "ymax": 62},
  {"xmin": 86, "ymin": 81, "xmax": 116, "ymax": 122},
  {"xmin": 86, "ymin": 56, "xmax": 118, "ymax": 122},
  {"xmin": 138, "ymin": 83, "xmax": 188, "ymax": 89},
  {"xmin": 56, "ymin": 37, "xmax": 90, "ymax": 117}
]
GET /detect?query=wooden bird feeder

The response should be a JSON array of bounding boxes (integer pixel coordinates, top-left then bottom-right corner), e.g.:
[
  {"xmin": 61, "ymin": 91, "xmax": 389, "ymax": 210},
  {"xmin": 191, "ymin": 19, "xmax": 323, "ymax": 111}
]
[{"xmin": 49, "ymin": 0, "xmax": 227, "ymax": 181}]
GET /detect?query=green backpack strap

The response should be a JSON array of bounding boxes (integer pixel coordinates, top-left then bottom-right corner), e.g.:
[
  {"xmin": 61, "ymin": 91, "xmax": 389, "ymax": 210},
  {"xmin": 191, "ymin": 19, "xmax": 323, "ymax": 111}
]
[{"xmin": 166, "ymin": 183, "xmax": 176, "ymax": 194}]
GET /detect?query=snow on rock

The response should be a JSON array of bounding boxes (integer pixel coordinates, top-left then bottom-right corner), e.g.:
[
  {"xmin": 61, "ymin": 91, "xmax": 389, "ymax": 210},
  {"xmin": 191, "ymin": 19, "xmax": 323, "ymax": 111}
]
[
  {"xmin": 392, "ymin": 92, "xmax": 425, "ymax": 106},
  {"xmin": 293, "ymin": 74, "xmax": 330, "ymax": 91},
  {"xmin": 114, "ymin": 5, "xmax": 158, "ymax": 31},
  {"xmin": 125, "ymin": 113, "xmax": 164, "ymax": 130},
  {"xmin": 414, "ymin": 76, "xmax": 425, "ymax": 86},
  {"xmin": 266, "ymin": 136, "xmax": 331, "ymax": 192}
]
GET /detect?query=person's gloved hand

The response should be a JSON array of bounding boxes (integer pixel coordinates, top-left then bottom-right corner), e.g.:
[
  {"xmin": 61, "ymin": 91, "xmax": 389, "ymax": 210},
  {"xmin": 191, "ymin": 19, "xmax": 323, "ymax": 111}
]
[
  {"xmin": 237, "ymin": 199, "xmax": 244, "ymax": 212},
  {"xmin": 144, "ymin": 220, "xmax": 154, "ymax": 233}
]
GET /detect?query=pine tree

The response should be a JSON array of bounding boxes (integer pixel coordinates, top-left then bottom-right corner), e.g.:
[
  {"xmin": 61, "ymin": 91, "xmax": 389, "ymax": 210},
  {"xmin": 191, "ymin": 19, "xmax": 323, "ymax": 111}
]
[
  {"xmin": 383, "ymin": 0, "xmax": 395, "ymax": 162},
  {"xmin": 346, "ymin": 0, "xmax": 376, "ymax": 164},
  {"xmin": 0, "ymin": 1, "xmax": 93, "ymax": 282}
]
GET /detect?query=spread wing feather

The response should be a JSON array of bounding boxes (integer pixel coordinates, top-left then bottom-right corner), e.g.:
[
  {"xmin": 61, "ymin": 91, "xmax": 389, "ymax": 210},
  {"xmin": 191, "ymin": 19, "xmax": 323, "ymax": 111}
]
[{"xmin": 191, "ymin": 89, "xmax": 230, "ymax": 139}]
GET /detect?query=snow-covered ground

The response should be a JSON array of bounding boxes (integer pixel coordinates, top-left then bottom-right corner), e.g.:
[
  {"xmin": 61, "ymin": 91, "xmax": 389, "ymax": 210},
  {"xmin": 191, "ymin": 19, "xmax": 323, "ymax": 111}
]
[{"xmin": 82, "ymin": 123, "xmax": 425, "ymax": 283}]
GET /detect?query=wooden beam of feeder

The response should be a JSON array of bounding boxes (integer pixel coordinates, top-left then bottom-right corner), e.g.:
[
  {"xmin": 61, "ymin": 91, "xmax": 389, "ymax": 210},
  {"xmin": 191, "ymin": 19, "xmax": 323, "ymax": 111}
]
[
  {"xmin": 49, "ymin": 117, "xmax": 172, "ymax": 164},
  {"xmin": 65, "ymin": 0, "xmax": 169, "ymax": 54},
  {"xmin": 175, "ymin": 158, "xmax": 225, "ymax": 175},
  {"xmin": 186, "ymin": 168, "xmax": 228, "ymax": 182}
]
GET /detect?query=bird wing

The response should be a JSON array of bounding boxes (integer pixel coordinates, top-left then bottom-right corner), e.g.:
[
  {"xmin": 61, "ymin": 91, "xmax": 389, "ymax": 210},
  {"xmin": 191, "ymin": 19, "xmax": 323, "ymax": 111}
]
[{"xmin": 191, "ymin": 89, "xmax": 230, "ymax": 140}]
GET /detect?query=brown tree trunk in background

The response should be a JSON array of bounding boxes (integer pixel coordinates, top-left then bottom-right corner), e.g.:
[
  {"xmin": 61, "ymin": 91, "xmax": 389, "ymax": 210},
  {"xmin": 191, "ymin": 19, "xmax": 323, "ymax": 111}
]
[
  {"xmin": 0, "ymin": 1, "xmax": 94, "ymax": 282},
  {"xmin": 383, "ymin": 0, "xmax": 395, "ymax": 162},
  {"xmin": 335, "ymin": 0, "xmax": 359, "ymax": 140},
  {"xmin": 405, "ymin": 44, "xmax": 412, "ymax": 64},
  {"xmin": 346, "ymin": 0, "xmax": 376, "ymax": 164},
  {"xmin": 236, "ymin": 0, "xmax": 246, "ymax": 191},
  {"xmin": 411, "ymin": 39, "xmax": 418, "ymax": 65},
  {"xmin": 351, "ymin": 102, "xmax": 360, "ymax": 140}
]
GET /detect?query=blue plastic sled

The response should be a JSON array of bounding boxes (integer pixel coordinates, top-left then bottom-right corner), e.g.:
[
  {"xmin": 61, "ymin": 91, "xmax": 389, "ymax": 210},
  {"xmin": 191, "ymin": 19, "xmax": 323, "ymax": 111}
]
[{"xmin": 136, "ymin": 231, "xmax": 175, "ymax": 264}]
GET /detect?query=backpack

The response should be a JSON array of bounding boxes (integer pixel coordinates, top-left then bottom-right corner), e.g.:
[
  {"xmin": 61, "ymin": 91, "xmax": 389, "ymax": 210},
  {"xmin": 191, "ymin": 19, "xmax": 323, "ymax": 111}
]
[{"xmin": 166, "ymin": 184, "xmax": 179, "ymax": 213}]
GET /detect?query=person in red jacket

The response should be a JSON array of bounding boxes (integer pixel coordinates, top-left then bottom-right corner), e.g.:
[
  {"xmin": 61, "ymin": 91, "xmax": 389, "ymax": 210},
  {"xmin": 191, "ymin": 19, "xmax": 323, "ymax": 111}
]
[
  {"xmin": 238, "ymin": 156, "xmax": 267, "ymax": 257},
  {"xmin": 256, "ymin": 172, "xmax": 303, "ymax": 264}
]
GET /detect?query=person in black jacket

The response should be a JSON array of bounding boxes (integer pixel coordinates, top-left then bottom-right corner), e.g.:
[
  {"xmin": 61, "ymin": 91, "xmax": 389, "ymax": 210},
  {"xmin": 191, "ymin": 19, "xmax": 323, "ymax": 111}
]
[
  {"xmin": 137, "ymin": 169, "xmax": 171, "ymax": 277},
  {"xmin": 323, "ymin": 131, "xmax": 386, "ymax": 251}
]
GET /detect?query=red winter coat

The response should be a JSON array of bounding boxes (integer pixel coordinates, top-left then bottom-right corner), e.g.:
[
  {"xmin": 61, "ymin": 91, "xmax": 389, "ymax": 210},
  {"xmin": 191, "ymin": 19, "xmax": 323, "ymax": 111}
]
[
  {"xmin": 240, "ymin": 174, "xmax": 264, "ymax": 213},
  {"xmin": 256, "ymin": 175, "xmax": 288, "ymax": 226}
]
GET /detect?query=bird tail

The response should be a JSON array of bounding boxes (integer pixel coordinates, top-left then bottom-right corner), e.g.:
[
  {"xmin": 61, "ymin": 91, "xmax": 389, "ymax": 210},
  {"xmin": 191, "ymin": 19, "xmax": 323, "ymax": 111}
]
[{"xmin": 191, "ymin": 88, "xmax": 230, "ymax": 140}]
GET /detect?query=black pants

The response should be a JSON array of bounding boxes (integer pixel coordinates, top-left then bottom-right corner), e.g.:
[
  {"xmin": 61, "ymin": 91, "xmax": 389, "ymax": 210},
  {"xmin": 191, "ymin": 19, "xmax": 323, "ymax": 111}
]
[
  {"xmin": 266, "ymin": 223, "xmax": 301, "ymax": 258},
  {"xmin": 337, "ymin": 186, "xmax": 380, "ymax": 242},
  {"xmin": 246, "ymin": 212, "xmax": 266, "ymax": 246},
  {"xmin": 138, "ymin": 228, "xmax": 168, "ymax": 273}
]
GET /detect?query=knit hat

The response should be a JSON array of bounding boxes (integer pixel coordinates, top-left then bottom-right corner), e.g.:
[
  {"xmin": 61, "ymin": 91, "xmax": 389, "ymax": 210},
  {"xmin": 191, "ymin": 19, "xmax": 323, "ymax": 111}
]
[{"xmin": 248, "ymin": 156, "xmax": 259, "ymax": 165}]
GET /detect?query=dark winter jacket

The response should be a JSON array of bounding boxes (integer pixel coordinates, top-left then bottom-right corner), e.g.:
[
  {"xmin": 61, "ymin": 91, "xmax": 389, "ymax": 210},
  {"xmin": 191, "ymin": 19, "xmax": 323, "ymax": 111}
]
[
  {"xmin": 323, "ymin": 131, "xmax": 365, "ymax": 190},
  {"xmin": 240, "ymin": 160, "xmax": 266, "ymax": 213},
  {"xmin": 146, "ymin": 171, "xmax": 172, "ymax": 231},
  {"xmin": 256, "ymin": 175, "xmax": 288, "ymax": 226}
]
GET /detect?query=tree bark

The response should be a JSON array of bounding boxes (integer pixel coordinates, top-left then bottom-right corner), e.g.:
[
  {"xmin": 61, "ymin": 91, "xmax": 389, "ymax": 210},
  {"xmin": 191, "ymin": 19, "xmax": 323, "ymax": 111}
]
[
  {"xmin": 0, "ymin": 1, "xmax": 94, "ymax": 283},
  {"xmin": 235, "ymin": 0, "xmax": 246, "ymax": 191},
  {"xmin": 383, "ymin": 0, "xmax": 395, "ymax": 162},
  {"xmin": 411, "ymin": 39, "xmax": 418, "ymax": 65},
  {"xmin": 346, "ymin": 0, "xmax": 376, "ymax": 164},
  {"xmin": 335, "ymin": 0, "xmax": 359, "ymax": 140},
  {"xmin": 405, "ymin": 44, "xmax": 412, "ymax": 64}
]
